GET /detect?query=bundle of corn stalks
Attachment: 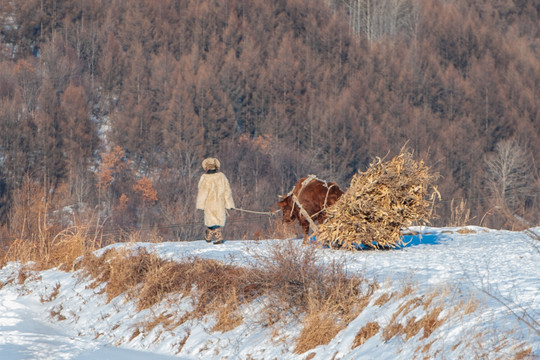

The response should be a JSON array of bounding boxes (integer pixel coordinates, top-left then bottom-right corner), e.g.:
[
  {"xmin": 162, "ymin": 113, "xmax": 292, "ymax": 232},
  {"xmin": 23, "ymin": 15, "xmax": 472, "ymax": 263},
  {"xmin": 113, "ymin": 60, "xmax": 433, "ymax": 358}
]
[{"xmin": 316, "ymin": 150, "xmax": 440, "ymax": 250}]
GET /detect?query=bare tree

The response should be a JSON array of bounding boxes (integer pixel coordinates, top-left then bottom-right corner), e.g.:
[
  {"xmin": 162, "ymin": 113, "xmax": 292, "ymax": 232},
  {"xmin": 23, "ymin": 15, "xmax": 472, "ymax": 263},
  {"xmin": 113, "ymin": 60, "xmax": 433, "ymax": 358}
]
[
  {"xmin": 342, "ymin": 0, "xmax": 418, "ymax": 41},
  {"xmin": 484, "ymin": 139, "xmax": 534, "ymax": 215}
]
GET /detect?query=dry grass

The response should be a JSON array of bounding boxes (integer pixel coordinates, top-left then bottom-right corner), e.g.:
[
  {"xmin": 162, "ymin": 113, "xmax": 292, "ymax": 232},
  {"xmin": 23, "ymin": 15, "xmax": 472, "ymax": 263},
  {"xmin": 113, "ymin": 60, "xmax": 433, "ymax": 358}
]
[
  {"xmin": 404, "ymin": 305, "xmax": 444, "ymax": 340},
  {"xmin": 458, "ymin": 297, "xmax": 479, "ymax": 316},
  {"xmin": 77, "ymin": 247, "xmax": 257, "ymax": 318},
  {"xmin": 2, "ymin": 225, "xmax": 535, "ymax": 358},
  {"xmin": 353, "ymin": 321, "xmax": 381, "ymax": 348},
  {"xmin": 266, "ymin": 216, "xmax": 302, "ymax": 240},
  {"xmin": 40, "ymin": 282, "xmax": 61, "ymax": 303},
  {"xmin": 449, "ymin": 198, "xmax": 472, "ymax": 227},
  {"xmin": 1, "ymin": 224, "xmax": 103, "ymax": 271},
  {"xmin": 295, "ymin": 280, "xmax": 375, "ymax": 353},
  {"xmin": 75, "ymin": 245, "xmax": 262, "ymax": 338},
  {"xmin": 138, "ymin": 312, "xmax": 175, "ymax": 334},
  {"xmin": 382, "ymin": 289, "xmax": 448, "ymax": 343},
  {"xmin": 457, "ymin": 227, "xmax": 477, "ymax": 234},
  {"xmin": 212, "ymin": 296, "xmax": 244, "ymax": 332},
  {"xmin": 374, "ymin": 292, "xmax": 394, "ymax": 307},
  {"xmin": 512, "ymin": 347, "xmax": 533, "ymax": 360},
  {"xmin": 0, "ymin": 177, "xmax": 106, "ymax": 270},
  {"xmin": 295, "ymin": 311, "xmax": 342, "ymax": 354},
  {"xmin": 50, "ymin": 304, "xmax": 67, "ymax": 321},
  {"xmin": 316, "ymin": 148, "xmax": 440, "ymax": 249}
]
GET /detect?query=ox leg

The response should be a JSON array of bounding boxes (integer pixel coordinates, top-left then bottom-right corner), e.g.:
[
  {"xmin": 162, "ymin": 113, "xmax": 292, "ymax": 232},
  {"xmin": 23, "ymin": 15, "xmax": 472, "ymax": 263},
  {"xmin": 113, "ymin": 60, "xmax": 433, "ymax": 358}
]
[{"xmin": 301, "ymin": 223, "xmax": 310, "ymax": 245}]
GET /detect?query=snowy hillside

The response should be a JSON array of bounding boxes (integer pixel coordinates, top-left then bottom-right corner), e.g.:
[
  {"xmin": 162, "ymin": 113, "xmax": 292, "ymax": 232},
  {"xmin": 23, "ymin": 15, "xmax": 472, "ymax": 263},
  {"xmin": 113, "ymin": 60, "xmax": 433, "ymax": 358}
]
[{"xmin": 0, "ymin": 226, "xmax": 538, "ymax": 359}]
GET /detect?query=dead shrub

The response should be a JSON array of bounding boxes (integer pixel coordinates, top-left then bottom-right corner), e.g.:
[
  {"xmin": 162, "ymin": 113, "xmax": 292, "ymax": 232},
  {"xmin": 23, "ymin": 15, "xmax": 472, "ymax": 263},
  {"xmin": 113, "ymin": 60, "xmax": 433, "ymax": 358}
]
[
  {"xmin": 50, "ymin": 304, "xmax": 67, "ymax": 321},
  {"xmin": 47, "ymin": 226, "xmax": 102, "ymax": 271},
  {"xmin": 403, "ymin": 316, "xmax": 423, "ymax": 340},
  {"xmin": 106, "ymin": 248, "xmax": 164, "ymax": 301},
  {"xmin": 136, "ymin": 261, "xmax": 187, "ymax": 310},
  {"xmin": 75, "ymin": 249, "xmax": 114, "ymax": 284},
  {"xmin": 1, "ymin": 177, "xmax": 69, "ymax": 269},
  {"xmin": 17, "ymin": 265, "xmax": 36, "ymax": 284},
  {"xmin": 247, "ymin": 239, "xmax": 376, "ymax": 353},
  {"xmin": 251, "ymin": 240, "xmax": 372, "ymax": 316},
  {"xmin": 8, "ymin": 176, "xmax": 51, "ymax": 243}
]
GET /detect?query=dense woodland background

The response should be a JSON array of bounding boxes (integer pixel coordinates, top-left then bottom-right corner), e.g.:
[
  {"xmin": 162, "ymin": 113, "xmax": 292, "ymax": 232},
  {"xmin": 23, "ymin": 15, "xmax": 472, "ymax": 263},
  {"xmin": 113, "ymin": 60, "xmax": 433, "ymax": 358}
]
[{"xmin": 0, "ymin": 0, "xmax": 539, "ymax": 241}]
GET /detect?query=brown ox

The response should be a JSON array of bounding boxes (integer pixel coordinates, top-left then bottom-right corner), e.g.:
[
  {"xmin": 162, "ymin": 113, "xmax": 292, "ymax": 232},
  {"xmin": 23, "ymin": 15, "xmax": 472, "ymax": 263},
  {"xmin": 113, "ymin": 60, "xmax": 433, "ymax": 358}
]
[{"xmin": 277, "ymin": 176, "xmax": 344, "ymax": 244}]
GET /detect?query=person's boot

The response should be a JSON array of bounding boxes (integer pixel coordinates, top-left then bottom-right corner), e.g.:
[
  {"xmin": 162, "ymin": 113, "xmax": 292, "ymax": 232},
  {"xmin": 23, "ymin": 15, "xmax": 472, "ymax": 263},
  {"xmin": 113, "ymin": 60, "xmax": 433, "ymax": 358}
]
[
  {"xmin": 205, "ymin": 228, "xmax": 212, "ymax": 243},
  {"xmin": 213, "ymin": 228, "xmax": 224, "ymax": 244}
]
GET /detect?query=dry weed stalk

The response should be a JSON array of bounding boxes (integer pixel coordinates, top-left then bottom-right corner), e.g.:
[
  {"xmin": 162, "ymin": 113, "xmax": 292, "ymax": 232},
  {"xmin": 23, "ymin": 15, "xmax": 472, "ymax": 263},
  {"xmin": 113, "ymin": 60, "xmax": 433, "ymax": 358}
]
[
  {"xmin": 316, "ymin": 149, "xmax": 439, "ymax": 249},
  {"xmin": 450, "ymin": 198, "xmax": 472, "ymax": 227}
]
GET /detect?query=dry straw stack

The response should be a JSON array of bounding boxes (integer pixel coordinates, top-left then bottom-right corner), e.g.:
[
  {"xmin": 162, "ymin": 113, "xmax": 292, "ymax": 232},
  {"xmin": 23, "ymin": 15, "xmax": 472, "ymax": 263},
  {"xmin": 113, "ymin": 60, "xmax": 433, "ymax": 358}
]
[{"xmin": 316, "ymin": 149, "xmax": 440, "ymax": 250}]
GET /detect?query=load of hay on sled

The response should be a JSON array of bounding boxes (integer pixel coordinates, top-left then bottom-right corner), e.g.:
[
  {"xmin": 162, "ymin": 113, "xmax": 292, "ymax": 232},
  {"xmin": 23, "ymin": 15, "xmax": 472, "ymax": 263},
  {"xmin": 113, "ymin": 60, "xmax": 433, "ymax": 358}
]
[{"xmin": 316, "ymin": 150, "xmax": 440, "ymax": 250}]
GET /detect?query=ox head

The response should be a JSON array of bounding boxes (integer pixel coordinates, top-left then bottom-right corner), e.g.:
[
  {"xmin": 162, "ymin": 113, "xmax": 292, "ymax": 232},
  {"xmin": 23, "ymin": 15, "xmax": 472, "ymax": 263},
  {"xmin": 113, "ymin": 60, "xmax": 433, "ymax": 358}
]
[{"xmin": 277, "ymin": 194, "xmax": 296, "ymax": 224}]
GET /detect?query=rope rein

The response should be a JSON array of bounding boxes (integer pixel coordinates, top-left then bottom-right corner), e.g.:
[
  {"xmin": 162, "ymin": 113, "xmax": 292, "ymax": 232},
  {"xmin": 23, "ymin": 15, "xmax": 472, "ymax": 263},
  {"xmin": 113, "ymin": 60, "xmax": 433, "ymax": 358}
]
[{"xmin": 232, "ymin": 207, "xmax": 279, "ymax": 216}]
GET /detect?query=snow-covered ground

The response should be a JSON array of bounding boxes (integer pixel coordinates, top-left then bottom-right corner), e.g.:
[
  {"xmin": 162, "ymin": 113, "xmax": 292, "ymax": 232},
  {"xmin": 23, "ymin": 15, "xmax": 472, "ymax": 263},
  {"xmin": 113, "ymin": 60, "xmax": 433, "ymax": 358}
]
[{"xmin": 0, "ymin": 226, "xmax": 538, "ymax": 359}]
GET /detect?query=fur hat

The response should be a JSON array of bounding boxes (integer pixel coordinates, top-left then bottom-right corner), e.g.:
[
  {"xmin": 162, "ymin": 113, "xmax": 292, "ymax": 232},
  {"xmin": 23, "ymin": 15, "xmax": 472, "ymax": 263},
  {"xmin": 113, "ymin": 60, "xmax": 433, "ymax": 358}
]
[{"xmin": 202, "ymin": 157, "xmax": 221, "ymax": 171}]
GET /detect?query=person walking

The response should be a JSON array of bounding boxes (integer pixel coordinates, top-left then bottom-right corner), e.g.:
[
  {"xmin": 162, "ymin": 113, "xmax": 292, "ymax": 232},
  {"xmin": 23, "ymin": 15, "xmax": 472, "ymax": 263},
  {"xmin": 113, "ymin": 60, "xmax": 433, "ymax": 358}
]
[{"xmin": 196, "ymin": 157, "xmax": 235, "ymax": 244}]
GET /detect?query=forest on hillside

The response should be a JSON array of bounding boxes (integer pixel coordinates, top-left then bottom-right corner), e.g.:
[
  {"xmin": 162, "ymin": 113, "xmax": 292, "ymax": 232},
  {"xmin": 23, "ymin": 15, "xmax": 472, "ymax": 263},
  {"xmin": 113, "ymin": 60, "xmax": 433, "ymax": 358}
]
[{"xmin": 0, "ymin": 0, "xmax": 539, "ymax": 241}]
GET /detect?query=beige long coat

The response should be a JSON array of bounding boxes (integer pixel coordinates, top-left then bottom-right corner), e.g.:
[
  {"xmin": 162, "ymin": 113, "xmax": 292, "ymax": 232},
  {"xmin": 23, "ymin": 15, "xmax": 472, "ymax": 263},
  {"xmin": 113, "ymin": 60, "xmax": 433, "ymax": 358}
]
[{"xmin": 196, "ymin": 172, "xmax": 235, "ymax": 227}]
